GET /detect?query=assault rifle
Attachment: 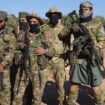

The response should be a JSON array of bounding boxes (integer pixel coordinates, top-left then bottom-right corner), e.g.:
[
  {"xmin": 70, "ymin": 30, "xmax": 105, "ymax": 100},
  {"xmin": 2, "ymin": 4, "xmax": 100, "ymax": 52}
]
[{"xmin": 16, "ymin": 29, "xmax": 32, "ymax": 94}]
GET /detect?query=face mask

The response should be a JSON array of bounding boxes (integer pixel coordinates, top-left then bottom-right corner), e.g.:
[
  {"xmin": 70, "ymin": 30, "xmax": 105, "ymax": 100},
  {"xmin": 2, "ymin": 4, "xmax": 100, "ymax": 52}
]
[
  {"xmin": 49, "ymin": 14, "xmax": 59, "ymax": 26},
  {"xmin": 19, "ymin": 22, "xmax": 29, "ymax": 31},
  {"xmin": 29, "ymin": 23, "xmax": 40, "ymax": 33}
]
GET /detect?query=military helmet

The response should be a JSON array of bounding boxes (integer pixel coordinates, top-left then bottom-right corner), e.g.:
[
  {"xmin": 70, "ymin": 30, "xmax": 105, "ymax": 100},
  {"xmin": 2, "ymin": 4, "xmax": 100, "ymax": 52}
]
[
  {"xmin": 46, "ymin": 7, "xmax": 62, "ymax": 18},
  {"xmin": 0, "ymin": 11, "xmax": 8, "ymax": 21},
  {"xmin": 80, "ymin": 1, "xmax": 93, "ymax": 9},
  {"xmin": 19, "ymin": 11, "xmax": 29, "ymax": 18},
  {"xmin": 26, "ymin": 12, "xmax": 44, "ymax": 25}
]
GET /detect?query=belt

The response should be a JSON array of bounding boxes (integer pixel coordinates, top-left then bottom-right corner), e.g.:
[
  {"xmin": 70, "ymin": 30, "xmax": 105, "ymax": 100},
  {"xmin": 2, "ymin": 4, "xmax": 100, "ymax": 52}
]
[{"xmin": 75, "ymin": 59, "xmax": 85, "ymax": 64}]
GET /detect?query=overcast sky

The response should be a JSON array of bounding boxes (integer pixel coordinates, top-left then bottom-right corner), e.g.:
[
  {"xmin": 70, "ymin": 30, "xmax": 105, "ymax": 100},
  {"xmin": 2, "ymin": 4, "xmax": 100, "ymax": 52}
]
[{"xmin": 0, "ymin": 0, "xmax": 105, "ymax": 18}]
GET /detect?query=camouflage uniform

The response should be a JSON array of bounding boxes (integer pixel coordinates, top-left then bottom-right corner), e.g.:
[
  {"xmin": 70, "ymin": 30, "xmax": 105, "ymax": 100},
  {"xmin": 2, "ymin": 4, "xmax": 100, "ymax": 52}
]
[
  {"xmin": 10, "ymin": 12, "xmax": 29, "ymax": 105},
  {"xmin": 41, "ymin": 7, "xmax": 66, "ymax": 104},
  {"xmin": 0, "ymin": 11, "xmax": 16, "ymax": 105},
  {"xmin": 59, "ymin": 2, "xmax": 105, "ymax": 105},
  {"xmin": 25, "ymin": 13, "xmax": 55, "ymax": 105}
]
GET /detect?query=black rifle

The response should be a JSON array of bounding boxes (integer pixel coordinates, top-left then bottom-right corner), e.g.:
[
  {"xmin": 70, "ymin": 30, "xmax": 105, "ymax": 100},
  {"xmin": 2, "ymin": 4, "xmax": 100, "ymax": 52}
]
[
  {"xmin": 16, "ymin": 30, "xmax": 32, "ymax": 94},
  {"xmin": 68, "ymin": 10, "xmax": 105, "ymax": 74}
]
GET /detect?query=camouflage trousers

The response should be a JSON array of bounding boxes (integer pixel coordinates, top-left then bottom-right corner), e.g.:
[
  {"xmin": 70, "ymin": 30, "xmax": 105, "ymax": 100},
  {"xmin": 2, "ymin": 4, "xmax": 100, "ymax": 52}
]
[
  {"xmin": 10, "ymin": 63, "xmax": 26, "ymax": 105},
  {"xmin": 0, "ymin": 69, "xmax": 11, "ymax": 105},
  {"xmin": 67, "ymin": 82, "xmax": 103, "ymax": 105},
  {"xmin": 26, "ymin": 61, "xmax": 65, "ymax": 105},
  {"xmin": 47, "ymin": 58, "xmax": 66, "ymax": 103},
  {"xmin": 31, "ymin": 68, "xmax": 49, "ymax": 105}
]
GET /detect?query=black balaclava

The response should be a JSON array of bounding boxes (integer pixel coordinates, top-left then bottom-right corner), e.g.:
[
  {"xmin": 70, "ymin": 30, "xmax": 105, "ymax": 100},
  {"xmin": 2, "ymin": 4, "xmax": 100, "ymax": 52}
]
[
  {"xmin": 19, "ymin": 22, "xmax": 29, "ymax": 31},
  {"xmin": 49, "ymin": 13, "xmax": 60, "ymax": 27},
  {"xmin": 29, "ymin": 23, "xmax": 40, "ymax": 33}
]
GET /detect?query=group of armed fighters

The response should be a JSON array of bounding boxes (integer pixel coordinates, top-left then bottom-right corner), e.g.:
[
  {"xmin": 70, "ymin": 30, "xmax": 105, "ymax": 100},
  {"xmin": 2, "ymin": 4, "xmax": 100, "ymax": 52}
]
[{"xmin": 0, "ymin": 1, "xmax": 105, "ymax": 105}]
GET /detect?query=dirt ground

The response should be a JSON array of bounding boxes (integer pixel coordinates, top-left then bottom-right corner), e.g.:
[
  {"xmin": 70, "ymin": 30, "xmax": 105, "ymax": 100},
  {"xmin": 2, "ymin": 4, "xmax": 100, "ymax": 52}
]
[{"xmin": 40, "ymin": 67, "xmax": 105, "ymax": 105}]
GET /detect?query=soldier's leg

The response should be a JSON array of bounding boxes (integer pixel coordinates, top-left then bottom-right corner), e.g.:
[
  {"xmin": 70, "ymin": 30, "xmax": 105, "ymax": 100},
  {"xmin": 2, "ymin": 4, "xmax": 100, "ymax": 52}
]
[
  {"xmin": 53, "ymin": 60, "xmax": 65, "ymax": 104},
  {"xmin": 40, "ymin": 69, "xmax": 50, "ymax": 95},
  {"xmin": 3, "ymin": 69, "xmax": 11, "ymax": 105},
  {"xmin": 100, "ymin": 49, "xmax": 105, "ymax": 104},
  {"xmin": 0, "ymin": 91, "xmax": 9, "ymax": 105},
  {"xmin": 13, "ymin": 80, "xmax": 26, "ymax": 105},
  {"xmin": 67, "ymin": 82, "xmax": 80, "ymax": 105},
  {"xmin": 10, "ymin": 63, "xmax": 20, "ymax": 105},
  {"xmin": 32, "ymin": 68, "xmax": 49, "ymax": 105},
  {"xmin": 92, "ymin": 86, "xmax": 103, "ymax": 105},
  {"xmin": 12, "ymin": 64, "xmax": 26, "ymax": 105},
  {"xmin": 31, "ymin": 68, "xmax": 41, "ymax": 105}
]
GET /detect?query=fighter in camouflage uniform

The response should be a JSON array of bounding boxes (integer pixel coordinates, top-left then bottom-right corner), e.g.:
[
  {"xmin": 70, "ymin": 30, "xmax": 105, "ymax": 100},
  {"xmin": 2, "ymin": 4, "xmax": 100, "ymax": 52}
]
[
  {"xmin": 25, "ymin": 13, "xmax": 55, "ymax": 105},
  {"xmin": 0, "ymin": 11, "xmax": 16, "ymax": 105},
  {"xmin": 10, "ymin": 12, "xmax": 29, "ymax": 105},
  {"xmin": 41, "ymin": 7, "xmax": 66, "ymax": 105},
  {"xmin": 59, "ymin": 1, "xmax": 105, "ymax": 105}
]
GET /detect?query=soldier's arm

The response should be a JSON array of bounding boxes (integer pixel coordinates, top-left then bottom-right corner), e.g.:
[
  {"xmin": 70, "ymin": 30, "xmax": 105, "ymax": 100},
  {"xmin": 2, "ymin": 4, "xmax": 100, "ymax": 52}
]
[
  {"xmin": 1, "ymin": 33, "xmax": 16, "ymax": 68},
  {"xmin": 44, "ymin": 46, "xmax": 55, "ymax": 57},
  {"xmin": 58, "ymin": 27, "xmax": 71, "ymax": 39},
  {"xmin": 94, "ymin": 23, "xmax": 105, "ymax": 68},
  {"xmin": 35, "ymin": 41, "xmax": 55, "ymax": 57},
  {"xmin": 96, "ymin": 24, "xmax": 105, "ymax": 49}
]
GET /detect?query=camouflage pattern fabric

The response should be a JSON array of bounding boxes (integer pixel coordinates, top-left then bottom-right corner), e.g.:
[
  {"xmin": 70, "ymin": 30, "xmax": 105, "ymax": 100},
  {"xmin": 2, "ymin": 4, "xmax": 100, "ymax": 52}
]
[
  {"xmin": 10, "ymin": 30, "xmax": 26, "ymax": 105},
  {"xmin": 59, "ymin": 16, "xmax": 105, "ymax": 105},
  {"xmin": 0, "ymin": 27, "xmax": 16, "ymax": 105},
  {"xmin": 41, "ymin": 21, "xmax": 66, "ymax": 104},
  {"xmin": 24, "ymin": 31, "xmax": 55, "ymax": 105}
]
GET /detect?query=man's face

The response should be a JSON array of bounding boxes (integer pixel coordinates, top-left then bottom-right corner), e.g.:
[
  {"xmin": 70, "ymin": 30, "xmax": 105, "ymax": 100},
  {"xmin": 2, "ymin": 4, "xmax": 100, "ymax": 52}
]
[
  {"xmin": 29, "ymin": 18, "xmax": 40, "ymax": 33},
  {"xmin": 29, "ymin": 18, "xmax": 39, "ymax": 24},
  {"xmin": 49, "ymin": 13, "xmax": 59, "ymax": 26},
  {"xmin": 0, "ymin": 20, "xmax": 5, "ymax": 28},
  {"xmin": 80, "ymin": 7, "xmax": 91, "ymax": 15}
]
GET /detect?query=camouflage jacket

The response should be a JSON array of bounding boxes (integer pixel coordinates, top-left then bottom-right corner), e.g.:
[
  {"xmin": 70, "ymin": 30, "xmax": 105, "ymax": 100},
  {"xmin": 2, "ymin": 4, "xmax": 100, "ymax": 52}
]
[
  {"xmin": 15, "ymin": 30, "xmax": 25, "ymax": 50},
  {"xmin": 41, "ymin": 21, "xmax": 65, "ymax": 56},
  {"xmin": 59, "ymin": 19, "xmax": 105, "ymax": 49},
  {"xmin": 0, "ymin": 27, "xmax": 16, "ymax": 68},
  {"xmin": 13, "ymin": 29, "xmax": 26, "ymax": 64},
  {"xmin": 25, "ymin": 32, "xmax": 55, "ymax": 70},
  {"xmin": 82, "ymin": 19, "xmax": 105, "ymax": 49}
]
